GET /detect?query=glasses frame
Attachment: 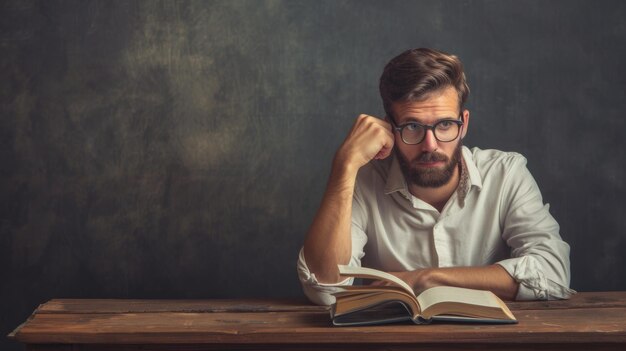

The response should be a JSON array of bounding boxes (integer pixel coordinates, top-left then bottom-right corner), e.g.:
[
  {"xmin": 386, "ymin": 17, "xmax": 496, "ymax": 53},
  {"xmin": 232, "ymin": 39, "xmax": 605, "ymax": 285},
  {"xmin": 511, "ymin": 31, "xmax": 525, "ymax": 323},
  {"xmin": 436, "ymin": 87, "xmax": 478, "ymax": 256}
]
[{"xmin": 390, "ymin": 113, "xmax": 464, "ymax": 145}]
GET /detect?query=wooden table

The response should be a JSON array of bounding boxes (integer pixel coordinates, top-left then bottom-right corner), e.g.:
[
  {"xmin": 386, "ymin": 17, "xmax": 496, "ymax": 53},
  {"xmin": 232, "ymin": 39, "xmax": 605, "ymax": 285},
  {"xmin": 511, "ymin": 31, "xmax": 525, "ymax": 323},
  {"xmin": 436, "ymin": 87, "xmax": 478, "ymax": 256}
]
[{"xmin": 8, "ymin": 292, "xmax": 626, "ymax": 350}]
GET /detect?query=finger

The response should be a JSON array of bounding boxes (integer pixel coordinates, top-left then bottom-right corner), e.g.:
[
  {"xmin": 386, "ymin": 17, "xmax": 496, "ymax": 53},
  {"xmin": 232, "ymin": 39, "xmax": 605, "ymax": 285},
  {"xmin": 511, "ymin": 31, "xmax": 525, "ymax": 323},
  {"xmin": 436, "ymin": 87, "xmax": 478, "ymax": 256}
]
[
  {"xmin": 368, "ymin": 117, "xmax": 392, "ymax": 130},
  {"xmin": 357, "ymin": 114, "xmax": 390, "ymax": 127},
  {"xmin": 374, "ymin": 130, "xmax": 395, "ymax": 160},
  {"xmin": 374, "ymin": 146, "xmax": 393, "ymax": 160}
]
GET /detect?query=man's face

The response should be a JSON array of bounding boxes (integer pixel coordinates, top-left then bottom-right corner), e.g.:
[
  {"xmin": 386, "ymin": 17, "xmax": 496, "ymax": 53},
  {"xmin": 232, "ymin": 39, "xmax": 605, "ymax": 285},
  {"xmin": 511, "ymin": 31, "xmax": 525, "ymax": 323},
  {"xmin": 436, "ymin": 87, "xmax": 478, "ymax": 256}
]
[{"xmin": 390, "ymin": 86, "xmax": 469, "ymax": 188}]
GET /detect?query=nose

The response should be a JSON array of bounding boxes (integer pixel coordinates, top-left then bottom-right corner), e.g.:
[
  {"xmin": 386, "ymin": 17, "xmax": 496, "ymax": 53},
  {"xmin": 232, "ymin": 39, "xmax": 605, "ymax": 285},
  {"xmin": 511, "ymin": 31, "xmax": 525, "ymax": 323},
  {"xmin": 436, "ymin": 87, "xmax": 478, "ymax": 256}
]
[{"xmin": 420, "ymin": 129, "xmax": 438, "ymax": 152}]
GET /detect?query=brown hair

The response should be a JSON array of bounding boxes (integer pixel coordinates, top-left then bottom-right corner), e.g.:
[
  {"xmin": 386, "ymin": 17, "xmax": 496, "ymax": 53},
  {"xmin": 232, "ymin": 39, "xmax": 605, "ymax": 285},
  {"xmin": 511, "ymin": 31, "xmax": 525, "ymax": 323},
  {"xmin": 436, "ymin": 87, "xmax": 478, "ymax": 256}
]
[{"xmin": 379, "ymin": 48, "xmax": 469, "ymax": 120}]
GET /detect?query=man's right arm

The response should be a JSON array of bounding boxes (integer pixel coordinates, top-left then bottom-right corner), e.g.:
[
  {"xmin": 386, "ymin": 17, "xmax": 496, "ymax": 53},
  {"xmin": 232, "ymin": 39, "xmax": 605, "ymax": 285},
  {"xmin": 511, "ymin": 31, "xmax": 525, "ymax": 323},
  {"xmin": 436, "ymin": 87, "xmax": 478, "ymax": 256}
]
[{"xmin": 302, "ymin": 115, "xmax": 394, "ymax": 284}]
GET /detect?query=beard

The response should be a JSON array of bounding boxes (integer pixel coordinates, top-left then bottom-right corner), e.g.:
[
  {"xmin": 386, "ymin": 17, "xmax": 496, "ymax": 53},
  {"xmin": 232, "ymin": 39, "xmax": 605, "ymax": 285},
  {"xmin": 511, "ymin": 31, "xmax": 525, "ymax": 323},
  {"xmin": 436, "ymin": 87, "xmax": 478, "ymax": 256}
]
[{"xmin": 396, "ymin": 142, "xmax": 463, "ymax": 188}]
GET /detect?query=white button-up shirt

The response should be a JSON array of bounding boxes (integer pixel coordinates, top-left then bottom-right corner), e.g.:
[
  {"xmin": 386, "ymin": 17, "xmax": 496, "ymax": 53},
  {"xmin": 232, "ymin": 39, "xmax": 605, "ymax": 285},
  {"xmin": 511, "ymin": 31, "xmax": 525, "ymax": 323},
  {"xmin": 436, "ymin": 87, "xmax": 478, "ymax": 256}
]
[{"xmin": 297, "ymin": 146, "xmax": 574, "ymax": 305}]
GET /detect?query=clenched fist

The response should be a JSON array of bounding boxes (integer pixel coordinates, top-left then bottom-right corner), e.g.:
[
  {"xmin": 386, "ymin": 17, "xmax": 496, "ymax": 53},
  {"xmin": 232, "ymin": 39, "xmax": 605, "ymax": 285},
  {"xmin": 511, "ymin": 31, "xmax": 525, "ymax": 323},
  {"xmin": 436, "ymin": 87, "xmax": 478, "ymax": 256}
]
[{"xmin": 334, "ymin": 114, "xmax": 395, "ymax": 172}]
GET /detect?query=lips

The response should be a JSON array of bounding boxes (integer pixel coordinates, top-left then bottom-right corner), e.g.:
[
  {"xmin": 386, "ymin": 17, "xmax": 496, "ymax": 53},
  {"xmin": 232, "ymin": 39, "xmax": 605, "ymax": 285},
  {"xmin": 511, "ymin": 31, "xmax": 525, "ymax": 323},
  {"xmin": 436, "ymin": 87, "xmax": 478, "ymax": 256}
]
[
  {"xmin": 413, "ymin": 152, "xmax": 448, "ymax": 168},
  {"xmin": 416, "ymin": 161, "xmax": 445, "ymax": 168}
]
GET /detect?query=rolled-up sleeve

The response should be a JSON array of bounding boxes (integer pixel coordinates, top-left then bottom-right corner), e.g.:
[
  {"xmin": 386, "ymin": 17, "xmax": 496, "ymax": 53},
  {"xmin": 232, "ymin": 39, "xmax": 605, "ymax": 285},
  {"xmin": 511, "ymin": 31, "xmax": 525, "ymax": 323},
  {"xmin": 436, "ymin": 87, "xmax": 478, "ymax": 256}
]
[
  {"xmin": 496, "ymin": 156, "xmax": 575, "ymax": 300},
  {"xmin": 296, "ymin": 247, "xmax": 352, "ymax": 306}
]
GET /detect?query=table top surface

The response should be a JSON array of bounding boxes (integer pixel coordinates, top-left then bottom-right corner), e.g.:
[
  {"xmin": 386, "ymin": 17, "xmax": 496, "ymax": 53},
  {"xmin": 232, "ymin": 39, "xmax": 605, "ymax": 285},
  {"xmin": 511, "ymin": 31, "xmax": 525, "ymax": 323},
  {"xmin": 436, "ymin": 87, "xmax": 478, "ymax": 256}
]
[{"xmin": 9, "ymin": 291, "xmax": 626, "ymax": 345}]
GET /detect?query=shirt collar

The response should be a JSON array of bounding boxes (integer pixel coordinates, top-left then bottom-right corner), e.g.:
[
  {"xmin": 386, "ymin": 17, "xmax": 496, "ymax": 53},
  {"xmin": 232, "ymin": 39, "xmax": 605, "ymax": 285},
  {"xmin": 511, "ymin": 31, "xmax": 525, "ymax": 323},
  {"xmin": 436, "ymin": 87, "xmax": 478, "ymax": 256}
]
[
  {"xmin": 461, "ymin": 145, "xmax": 483, "ymax": 191},
  {"xmin": 383, "ymin": 146, "xmax": 483, "ymax": 203}
]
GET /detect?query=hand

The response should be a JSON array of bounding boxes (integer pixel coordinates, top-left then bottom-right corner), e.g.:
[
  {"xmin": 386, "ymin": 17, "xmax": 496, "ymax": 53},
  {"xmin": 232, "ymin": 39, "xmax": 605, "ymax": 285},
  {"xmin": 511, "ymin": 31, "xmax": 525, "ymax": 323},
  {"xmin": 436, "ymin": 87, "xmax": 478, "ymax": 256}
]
[
  {"xmin": 370, "ymin": 269, "xmax": 437, "ymax": 295},
  {"xmin": 334, "ymin": 114, "xmax": 394, "ymax": 171}
]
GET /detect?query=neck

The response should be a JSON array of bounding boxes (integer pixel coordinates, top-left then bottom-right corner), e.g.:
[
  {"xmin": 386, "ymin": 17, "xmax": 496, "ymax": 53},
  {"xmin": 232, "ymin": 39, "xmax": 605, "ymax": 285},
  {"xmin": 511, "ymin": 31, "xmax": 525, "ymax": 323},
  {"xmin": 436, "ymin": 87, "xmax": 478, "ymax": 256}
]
[{"xmin": 408, "ymin": 163, "xmax": 460, "ymax": 212}]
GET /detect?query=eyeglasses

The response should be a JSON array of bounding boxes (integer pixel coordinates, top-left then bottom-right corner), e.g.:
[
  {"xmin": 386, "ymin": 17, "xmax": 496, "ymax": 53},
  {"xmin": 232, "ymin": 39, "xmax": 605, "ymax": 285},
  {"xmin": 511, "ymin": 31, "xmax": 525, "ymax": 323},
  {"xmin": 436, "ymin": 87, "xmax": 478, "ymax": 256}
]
[{"xmin": 390, "ymin": 114, "xmax": 464, "ymax": 145}]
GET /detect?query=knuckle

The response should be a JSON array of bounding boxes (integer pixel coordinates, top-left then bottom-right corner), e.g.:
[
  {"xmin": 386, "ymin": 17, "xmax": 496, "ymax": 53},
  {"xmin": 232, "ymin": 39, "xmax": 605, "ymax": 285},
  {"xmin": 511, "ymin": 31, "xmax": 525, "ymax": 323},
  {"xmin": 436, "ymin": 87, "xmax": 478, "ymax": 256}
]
[{"xmin": 376, "ymin": 126, "xmax": 389, "ymax": 136}]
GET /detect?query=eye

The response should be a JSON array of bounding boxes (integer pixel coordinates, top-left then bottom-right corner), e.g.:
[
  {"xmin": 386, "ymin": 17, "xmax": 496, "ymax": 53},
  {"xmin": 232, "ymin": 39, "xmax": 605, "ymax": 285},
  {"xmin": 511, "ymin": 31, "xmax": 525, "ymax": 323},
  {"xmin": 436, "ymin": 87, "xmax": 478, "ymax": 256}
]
[
  {"xmin": 437, "ymin": 120, "xmax": 455, "ymax": 130},
  {"xmin": 405, "ymin": 122, "xmax": 419, "ymax": 131}
]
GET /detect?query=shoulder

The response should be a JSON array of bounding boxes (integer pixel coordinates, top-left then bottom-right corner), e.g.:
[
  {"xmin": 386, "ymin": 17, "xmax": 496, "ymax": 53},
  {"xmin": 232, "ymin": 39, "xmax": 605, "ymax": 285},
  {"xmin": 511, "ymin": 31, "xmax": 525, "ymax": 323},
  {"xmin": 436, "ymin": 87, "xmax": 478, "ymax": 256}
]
[{"xmin": 466, "ymin": 146, "xmax": 529, "ymax": 176}]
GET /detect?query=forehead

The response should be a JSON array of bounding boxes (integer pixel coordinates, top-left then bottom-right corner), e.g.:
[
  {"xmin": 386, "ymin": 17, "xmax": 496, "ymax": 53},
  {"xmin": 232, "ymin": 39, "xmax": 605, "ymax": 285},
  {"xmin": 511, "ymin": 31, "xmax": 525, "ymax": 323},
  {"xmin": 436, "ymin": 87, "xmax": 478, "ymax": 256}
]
[{"xmin": 391, "ymin": 87, "xmax": 459, "ymax": 122}]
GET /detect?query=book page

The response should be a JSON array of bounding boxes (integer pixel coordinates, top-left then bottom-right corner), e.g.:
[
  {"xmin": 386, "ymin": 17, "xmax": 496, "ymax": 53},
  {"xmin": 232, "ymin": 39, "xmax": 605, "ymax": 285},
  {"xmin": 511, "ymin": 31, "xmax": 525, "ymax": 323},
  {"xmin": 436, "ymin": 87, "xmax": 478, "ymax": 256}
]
[
  {"xmin": 338, "ymin": 265, "xmax": 415, "ymax": 297},
  {"xmin": 416, "ymin": 286, "xmax": 516, "ymax": 321},
  {"xmin": 417, "ymin": 286, "xmax": 502, "ymax": 311}
]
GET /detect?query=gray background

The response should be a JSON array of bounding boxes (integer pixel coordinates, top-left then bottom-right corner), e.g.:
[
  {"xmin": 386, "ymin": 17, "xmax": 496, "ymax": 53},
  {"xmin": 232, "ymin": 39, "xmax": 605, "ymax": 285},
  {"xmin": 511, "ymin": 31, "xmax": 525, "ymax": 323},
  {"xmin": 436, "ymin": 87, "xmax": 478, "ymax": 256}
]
[{"xmin": 2, "ymin": 0, "xmax": 625, "ymax": 349}]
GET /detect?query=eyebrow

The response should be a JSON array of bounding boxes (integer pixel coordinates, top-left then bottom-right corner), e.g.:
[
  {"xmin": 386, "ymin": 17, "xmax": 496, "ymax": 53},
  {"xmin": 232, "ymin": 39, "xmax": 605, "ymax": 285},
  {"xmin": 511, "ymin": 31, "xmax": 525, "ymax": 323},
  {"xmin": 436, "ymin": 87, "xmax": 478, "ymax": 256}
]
[{"xmin": 397, "ymin": 116, "xmax": 458, "ymax": 125}]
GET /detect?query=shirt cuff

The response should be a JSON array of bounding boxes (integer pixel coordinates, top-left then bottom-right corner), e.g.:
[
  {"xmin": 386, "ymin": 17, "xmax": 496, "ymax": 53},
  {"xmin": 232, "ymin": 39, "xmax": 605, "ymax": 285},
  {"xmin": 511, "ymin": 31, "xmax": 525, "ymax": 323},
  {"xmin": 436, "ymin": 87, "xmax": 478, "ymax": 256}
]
[
  {"xmin": 497, "ymin": 256, "xmax": 576, "ymax": 301},
  {"xmin": 296, "ymin": 247, "xmax": 353, "ymax": 305}
]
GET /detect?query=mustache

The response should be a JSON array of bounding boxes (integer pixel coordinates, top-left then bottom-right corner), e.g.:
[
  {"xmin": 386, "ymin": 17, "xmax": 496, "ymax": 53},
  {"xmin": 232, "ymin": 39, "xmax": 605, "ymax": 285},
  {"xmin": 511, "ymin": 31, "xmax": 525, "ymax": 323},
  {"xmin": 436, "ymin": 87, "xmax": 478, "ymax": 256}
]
[{"xmin": 415, "ymin": 151, "xmax": 448, "ymax": 163}]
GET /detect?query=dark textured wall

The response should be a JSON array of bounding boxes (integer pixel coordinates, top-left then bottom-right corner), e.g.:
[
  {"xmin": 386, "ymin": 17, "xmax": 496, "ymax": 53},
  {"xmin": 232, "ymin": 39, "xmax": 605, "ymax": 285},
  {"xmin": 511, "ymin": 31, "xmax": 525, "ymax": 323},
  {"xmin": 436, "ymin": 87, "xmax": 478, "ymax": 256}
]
[{"xmin": 2, "ymin": 0, "xmax": 625, "ymax": 349}]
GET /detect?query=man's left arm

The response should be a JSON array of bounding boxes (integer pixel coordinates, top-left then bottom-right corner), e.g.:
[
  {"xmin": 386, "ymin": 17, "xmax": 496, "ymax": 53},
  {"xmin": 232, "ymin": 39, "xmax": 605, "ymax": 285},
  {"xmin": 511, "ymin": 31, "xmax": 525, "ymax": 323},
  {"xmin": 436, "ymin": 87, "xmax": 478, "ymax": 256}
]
[
  {"xmin": 378, "ymin": 265, "xmax": 519, "ymax": 300},
  {"xmin": 492, "ymin": 155, "xmax": 574, "ymax": 300}
]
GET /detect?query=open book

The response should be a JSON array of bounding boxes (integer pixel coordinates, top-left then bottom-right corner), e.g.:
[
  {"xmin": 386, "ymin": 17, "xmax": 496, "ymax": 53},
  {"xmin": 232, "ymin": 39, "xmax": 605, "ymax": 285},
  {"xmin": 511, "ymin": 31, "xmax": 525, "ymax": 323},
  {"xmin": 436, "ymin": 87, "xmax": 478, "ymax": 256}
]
[{"xmin": 330, "ymin": 265, "xmax": 517, "ymax": 326}]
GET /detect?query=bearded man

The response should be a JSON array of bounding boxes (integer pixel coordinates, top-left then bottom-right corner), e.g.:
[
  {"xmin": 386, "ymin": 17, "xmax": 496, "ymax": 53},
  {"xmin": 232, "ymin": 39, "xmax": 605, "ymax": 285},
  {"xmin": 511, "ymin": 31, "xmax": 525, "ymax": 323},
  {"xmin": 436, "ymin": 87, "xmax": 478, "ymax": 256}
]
[{"xmin": 297, "ymin": 48, "xmax": 574, "ymax": 305}]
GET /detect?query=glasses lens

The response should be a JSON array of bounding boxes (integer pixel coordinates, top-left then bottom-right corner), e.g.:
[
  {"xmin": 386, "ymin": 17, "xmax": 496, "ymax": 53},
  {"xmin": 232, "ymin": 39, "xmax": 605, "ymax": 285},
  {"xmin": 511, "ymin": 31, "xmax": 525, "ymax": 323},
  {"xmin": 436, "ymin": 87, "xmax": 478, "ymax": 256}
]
[
  {"xmin": 434, "ymin": 121, "xmax": 460, "ymax": 142},
  {"xmin": 402, "ymin": 123, "xmax": 425, "ymax": 144}
]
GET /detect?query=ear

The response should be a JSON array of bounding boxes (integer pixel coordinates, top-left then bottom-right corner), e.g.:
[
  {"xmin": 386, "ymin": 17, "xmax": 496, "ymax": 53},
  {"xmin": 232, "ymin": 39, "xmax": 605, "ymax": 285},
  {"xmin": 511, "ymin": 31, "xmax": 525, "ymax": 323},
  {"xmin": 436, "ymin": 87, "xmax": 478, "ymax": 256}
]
[{"xmin": 460, "ymin": 109, "xmax": 470, "ymax": 139}]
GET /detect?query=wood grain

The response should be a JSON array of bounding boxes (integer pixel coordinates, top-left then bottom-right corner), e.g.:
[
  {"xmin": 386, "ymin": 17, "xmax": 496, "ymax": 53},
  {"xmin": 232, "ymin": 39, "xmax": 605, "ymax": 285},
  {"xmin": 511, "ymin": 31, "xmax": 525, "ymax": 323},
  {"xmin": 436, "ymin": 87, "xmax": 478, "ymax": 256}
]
[
  {"xmin": 36, "ymin": 298, "xmax": 328, "ymax": 314},
  {"xmin": 9, "ymin": 292, "xmax": 626, "ymax": 350}
]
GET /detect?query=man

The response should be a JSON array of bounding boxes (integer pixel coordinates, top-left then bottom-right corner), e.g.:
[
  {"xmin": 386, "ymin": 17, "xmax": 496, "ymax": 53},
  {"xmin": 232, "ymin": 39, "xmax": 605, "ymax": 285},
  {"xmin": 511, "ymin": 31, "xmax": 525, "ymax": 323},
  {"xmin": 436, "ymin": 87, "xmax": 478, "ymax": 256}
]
[{"xmin": 297, "ymin": 48, "xmax": 574, "ymax": 306}]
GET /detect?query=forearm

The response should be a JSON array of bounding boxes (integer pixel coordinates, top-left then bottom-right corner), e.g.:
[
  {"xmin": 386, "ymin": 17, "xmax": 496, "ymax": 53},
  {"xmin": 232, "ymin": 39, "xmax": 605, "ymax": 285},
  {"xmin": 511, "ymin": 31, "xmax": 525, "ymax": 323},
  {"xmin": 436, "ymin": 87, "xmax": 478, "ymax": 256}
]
[
  {"xmin": 403, "ymin": 265, "xmax": 519, "ymax": 301},
  {"xmin": 303, "ymin": 114, "xmax": 394, "ymax": 285},
  {"xmin": 430, "ymin": 265, "xmax": 519, "ymax": 300},
  {"xmin": 303, "ymin": 160, "xmax": 358, "ymax": 283}
]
